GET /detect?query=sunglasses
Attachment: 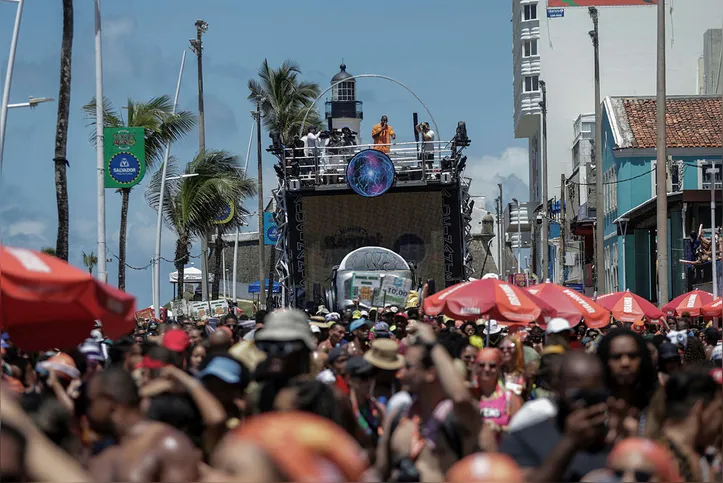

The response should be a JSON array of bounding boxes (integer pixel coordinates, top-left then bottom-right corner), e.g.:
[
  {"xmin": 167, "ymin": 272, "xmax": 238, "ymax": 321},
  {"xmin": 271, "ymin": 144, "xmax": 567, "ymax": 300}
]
[
  {"xmin": 612, "ymin": 469, "xmax": 653, "ymax": 482},
  {"xmin": 478, "ymin": 362, "xmax": 498, "ymax": 370},
  {"xmin": 499, "ymin": 345, "xmax": 515, "ymax": 351},
  {"xmin": 255, "ymin": 341, "xmax": 305, "ymax": 357}
]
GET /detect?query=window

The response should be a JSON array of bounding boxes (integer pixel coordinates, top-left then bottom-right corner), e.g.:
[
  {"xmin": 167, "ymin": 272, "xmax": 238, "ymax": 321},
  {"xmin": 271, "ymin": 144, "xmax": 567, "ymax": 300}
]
[
  {"xmin": 523, "ymin": 3, "xmax": 538, "ymax": 21},
  {"xmin": 701, "ymin": 162, "xmax": 722, "ymax": 190},
  {"xmin": 523, "ymin": 75, "xmax": 540, "ymax": 93},
  {"xmin": 523, "ymin": 39, "xmax": 538, "ymax": 57}
]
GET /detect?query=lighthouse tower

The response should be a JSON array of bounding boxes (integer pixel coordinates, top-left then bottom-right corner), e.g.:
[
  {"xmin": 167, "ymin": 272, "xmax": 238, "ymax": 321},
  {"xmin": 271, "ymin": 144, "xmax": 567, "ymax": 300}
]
[{"xmin": 325, "ymin": 63, "xmax": 363, "ymax": 143}]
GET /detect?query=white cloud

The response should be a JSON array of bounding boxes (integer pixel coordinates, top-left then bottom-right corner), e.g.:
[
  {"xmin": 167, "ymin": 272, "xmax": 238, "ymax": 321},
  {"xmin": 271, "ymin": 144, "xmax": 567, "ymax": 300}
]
[
  {"xmin": 6, "ymin": 220, "xmax": 47, "ymax": 239},
  {"xmin": 465, "ymin": 146, "xmax": 530, "ymax": 206},
  {"xmin": 104, "ymin": 16, "xmax": 136, "ymax": 40}
]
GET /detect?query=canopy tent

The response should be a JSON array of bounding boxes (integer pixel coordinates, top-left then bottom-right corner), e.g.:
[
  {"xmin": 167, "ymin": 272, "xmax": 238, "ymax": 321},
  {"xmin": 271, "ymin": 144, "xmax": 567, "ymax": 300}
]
[
  {"xmin": 169, "ymin": 267, "xmax": 213, "ymax": 283},
  {"xmin": 249, "ymin": 279, "xmax": 281, "ymax": 294}
]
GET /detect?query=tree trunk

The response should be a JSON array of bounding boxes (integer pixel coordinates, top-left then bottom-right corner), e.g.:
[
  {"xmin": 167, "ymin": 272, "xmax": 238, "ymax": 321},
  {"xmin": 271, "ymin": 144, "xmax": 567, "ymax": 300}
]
[
  {"xmin": 211, "ymin": 226, "xmax": 223, "ymax": 299},
  {"xmin": 175, "ymin": 233, "xmax": 189, "ymax": 300},
  {"xmin": 118, "ymin": 188, "xmax": 131, "ymax": 290},
  {"xmin": 53, "ymin": 0, "xmax": 73, "ymax": 262}
]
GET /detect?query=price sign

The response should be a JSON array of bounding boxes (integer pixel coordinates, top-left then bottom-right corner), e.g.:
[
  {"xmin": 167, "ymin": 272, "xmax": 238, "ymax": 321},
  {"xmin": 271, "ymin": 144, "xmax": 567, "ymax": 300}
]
[
  {"xmin": 378, "ymin": 275, "xmax": 412, "ymax": 307},
  {"xmin": 351, "ymin": 273, "xmax": 381, "ymax": 306}
]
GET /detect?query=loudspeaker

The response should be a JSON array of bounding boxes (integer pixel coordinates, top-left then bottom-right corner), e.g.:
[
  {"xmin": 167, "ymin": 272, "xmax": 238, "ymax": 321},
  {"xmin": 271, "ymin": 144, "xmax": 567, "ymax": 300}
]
[{"xmin": 289, "ymin": 179, "xmax": 301, "ymax": 191}]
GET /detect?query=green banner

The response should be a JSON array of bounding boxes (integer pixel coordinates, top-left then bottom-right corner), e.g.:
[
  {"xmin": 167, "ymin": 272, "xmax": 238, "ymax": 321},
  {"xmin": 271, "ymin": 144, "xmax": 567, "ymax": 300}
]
[{"xmin": 104, "ymin": 127, "xmax": 146, "ymax": 189}]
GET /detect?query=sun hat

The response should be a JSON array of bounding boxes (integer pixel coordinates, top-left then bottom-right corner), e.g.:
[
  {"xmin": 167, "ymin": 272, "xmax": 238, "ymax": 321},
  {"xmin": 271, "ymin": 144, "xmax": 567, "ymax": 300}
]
[
  {"xmin": 364, "ymin": 339, "xmax": 405, "ymax": 371},
  {"xmin": 350, "ymin": 319, "xmax": 368, "ymax": 333},
  {"xmin": 254, "ymin": 309, "xmax": 316, "ymax": 350},
  {"xmin": 325, "ymin": 312, "xmax": 341, "ymax": 323},
  {"xmin": 197, "ymin": 356, "xmax": 244, "ymax": 384},
  {"xmin": 483, "ymin": 320, "xmax": 501, "ymax": 335},
  {"xmin": 360, "ymin": 310, "xmax": 370, "ymax": 318},
  {"xmin": 38, "ymin": 352, "xmax": 80, "ymax": 380},
  {"xmin": 317, "ymin": 306, "xmax": 330, "ymax": 315},
  {"xmin": 545, "ymin": 318, "xmax": 572, "ymax": 335},
  {"xmin": 310, "ymin": 325, "xmax": 321, "ymax": 334}
]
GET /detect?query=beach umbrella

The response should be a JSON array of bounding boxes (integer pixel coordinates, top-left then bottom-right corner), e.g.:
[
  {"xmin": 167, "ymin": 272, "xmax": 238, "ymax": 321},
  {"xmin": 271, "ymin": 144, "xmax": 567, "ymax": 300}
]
[
  {"xmin": 661, "ymin": 289, "xmax": 715, "ymax": 317},
  {"xmin": 527, "ymin": 281, "xmax": 609, "ymax": 328},
  {"xmin": 595, "ymin": 290, "xmax": 663, "ymax": 323},
  {"xmin": 701, "ymin": 298, "xmax": 722, "ymax": 318}
]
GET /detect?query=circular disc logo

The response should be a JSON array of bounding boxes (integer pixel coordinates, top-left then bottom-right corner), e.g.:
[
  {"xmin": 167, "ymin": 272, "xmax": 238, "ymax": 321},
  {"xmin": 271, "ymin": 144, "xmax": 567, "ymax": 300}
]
[
  {"xmin": 108, "ymin": 152, "xmax": 142, "ymax": 186},
  {"xmin": 346, "ymin": 149, "xmax": 395, "ymax": 198},
  {"xmin": 266, "ymin": 224, "xmax": 279, "ymax": 243}
]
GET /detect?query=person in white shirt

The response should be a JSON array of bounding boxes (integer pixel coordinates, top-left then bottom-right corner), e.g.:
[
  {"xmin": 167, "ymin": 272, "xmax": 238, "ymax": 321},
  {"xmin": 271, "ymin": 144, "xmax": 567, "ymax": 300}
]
[{"xmin": 415, "ymin": 122, "xmax": 435, "ymax": 170}]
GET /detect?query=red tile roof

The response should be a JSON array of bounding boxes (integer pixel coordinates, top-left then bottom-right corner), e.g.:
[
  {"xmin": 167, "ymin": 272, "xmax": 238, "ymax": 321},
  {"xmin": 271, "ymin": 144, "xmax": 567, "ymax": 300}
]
[{"xmin": 622, "ymin": 97, "xmax": 722, "ymax": 149}]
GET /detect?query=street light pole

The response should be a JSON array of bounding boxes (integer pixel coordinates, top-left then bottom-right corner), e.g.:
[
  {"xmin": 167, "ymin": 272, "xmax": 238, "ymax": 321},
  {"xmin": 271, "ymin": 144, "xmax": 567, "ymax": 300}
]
[
  {"xmin": 513, "ymin": 198, "xmax": 522, "ymax": 274},
  {"xmin": 710, "ymin": 167, "xmax": 718, "ymax": 298},
  {"xmin": 498, "ymin": 183, "xmax": 504, "ymax": 276},
  {"xmin": 190, "ymin": 19, "xmax": 209, "ymax": 301},
  {"xmin": 540, "ymin": 80, "xmax": 549, "ymax": 281},
  {"xmin": 153, "ymin": 51, "xmax": 187, "ymax": 318},
  {"xmin": 94, "ymin": 0, "xmax": 107, "ymax": 283},
  {"xmin": 255, "ymin": 97, "xmax": 266, "ymax": 308},
  {"xmin": 0, "ymin": 0, "xmax": 24, "ymax": 173},
  {"xmin": 655, "ymin": 0, "xmax": 669, "ymax": 305},
  {"xmin": 590, "ymin": 7, "xmax": 604, "ymax": 296}
]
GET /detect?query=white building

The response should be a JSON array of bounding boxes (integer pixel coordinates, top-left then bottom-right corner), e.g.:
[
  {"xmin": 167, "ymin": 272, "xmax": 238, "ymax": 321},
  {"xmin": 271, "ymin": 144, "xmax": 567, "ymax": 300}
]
[{"xmin": 512, "ymin": 0, "xmax": 723, "ymax": 272}]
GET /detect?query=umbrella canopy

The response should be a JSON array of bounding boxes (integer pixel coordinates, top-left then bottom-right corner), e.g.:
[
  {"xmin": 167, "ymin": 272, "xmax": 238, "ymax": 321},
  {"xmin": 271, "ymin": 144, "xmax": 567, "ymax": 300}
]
[
  {"xmin": 701, "ymin": 298, "xmax": 722, "ymax": 318},
  {"xmin": 248, "ymin": 279, "xmax": 281, "ymax": 294},
  {"xmin": 0, "ymin": 246, "xmax": 136, "ymax": 351},
  {"xmin": 595, "ymin": 290, "xmax": 663, "ymax": 323},
  {"xmin": 661, "ymin": 289, "xmax": 715, "ymax": 317},
  {"xmin": 423, "ymin": 279, "xmax": 555, "ymax": 324},
  {"xmin": 527, "ymin": 282, "xmax": 610, "ymax": 328}
]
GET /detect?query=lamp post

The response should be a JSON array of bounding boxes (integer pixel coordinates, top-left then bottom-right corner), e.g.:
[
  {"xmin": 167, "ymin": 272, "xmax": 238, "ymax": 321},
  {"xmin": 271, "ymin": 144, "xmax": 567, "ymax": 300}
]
[
  {"xmin": 710, "ymin": 167, "xmax": 718, "ymax": 298},
  {"xmin": 94, "ymin": 0, "xmax": 107, "ymax": 283},
  {"xmin": 539, "ymin": 80, "xmax": 549, "ymax": 282},
  {"xmin": 618, "ymin": 217, "xmax": 629, "ymax": 291},
  {"xmin": 8, "ymin": 96, "xmax": 54, "ymax": 109},
  {"xmin": 254, "ymin": 98, "xmax": 266, "ymax": 309},
  {"xmin": 589, "ymin": 6, "xmax": 604, "ymax": 296},
  {"xmin": 513, "ymin": 198, "xmax": 522, "ymax": 274},
  {"xmin": 153, "ymin": 51, "xmax": 186, "ymax": 318},
  {"xmin": 0, "ymin": 0, "xmax": 23, "ymax": 173}
]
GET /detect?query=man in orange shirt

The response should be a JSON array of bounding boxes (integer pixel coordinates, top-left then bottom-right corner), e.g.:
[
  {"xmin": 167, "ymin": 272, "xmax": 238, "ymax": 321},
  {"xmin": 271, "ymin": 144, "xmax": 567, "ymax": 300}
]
[{"xmin": 371, "ymin": 115, "xmax": 395, "ymax": 153}]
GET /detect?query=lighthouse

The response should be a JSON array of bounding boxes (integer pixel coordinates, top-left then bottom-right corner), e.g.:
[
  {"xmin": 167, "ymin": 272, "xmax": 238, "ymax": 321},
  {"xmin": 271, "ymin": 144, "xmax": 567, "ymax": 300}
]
[{"xmin": 325, "ymin": 63, "xmax": 363, "ymax": 143}]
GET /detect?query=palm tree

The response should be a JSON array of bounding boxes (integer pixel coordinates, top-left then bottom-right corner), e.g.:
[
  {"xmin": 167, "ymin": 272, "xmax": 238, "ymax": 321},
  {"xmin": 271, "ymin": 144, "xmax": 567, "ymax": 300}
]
[
  {"xmin": 53, "ymin": 0, "xmax": 73, "ymax": 262},
  {"xmin": 41, "ymin": 247, "xmax": 57, "ymax": 257},
  {"xmin": 83, "ymin": 96, "xmax": 196, "ymax": 291},
  {"xmin": 146, "ymin": 150, "xmax": 256, "ymax": 299},
  {"xmin": 247, "ymin": 59, "xmax": 322, "ymax": 144},
  {"xmin": 82, "ymin": 250, "xmax": 98, "ymax": 274}
]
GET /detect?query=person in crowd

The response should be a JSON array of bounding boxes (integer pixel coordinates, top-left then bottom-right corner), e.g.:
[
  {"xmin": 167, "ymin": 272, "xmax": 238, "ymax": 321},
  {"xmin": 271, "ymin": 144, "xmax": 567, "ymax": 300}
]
[
  {"xmin": 656, "ymin": 367, "xmax": 722, "ymax": 482},
  {"xmin": 604, "ymin": 437, "xmax": 680, "ymax": 483},
  {"xmin": 86, "ymin": 368, "xmax": 201, "ymax": 482},
  {"xmin": 475, "ymin": 348, "xmax": 523, "ymax": 451},
  {"xmin": 446, "ymin": 452, "xmax": 525, "ymax": 483},
  {"xmin": 375, "ymin": 323, "xmax": 480, "ymax": 482},
  {"xmin": 499, "ymin": 335, "xmax": 526, "ymax": 397},
  {"xmin": 657, "ymin": 341, "xmax": 682, "ymax": 385},
  {"xmin": 371, "ymin": 115, "xmax": 396, "ymax": 153},
  {"xmin": 187, "ymin": 343, "xmax": 207, "ymax": 374},
  {"xmin": 106, "ymin": 336, "xmax": 142, "ymax": 372},
  {"xmin": 317, "ymin": 322, "xmax": 346, "ymax": 353},
  {"xmin": 346, "ymin": 356, "xmax": 386, "ymax": 452},
  {"xmin": 482, "ymin": 320, "xmax": 503, "ymax": 347},
  {"xmin": 596, "ymin": 329, "xmax": 656, "ymax": 418},
  {"xmin": 527, "ymin": 324, "xmax": 545, "ymax": 354},
  {"xmin": 501, "ymin": 351, "xmax": 636, "ymax": 482},
  {"xmin": 509, "ymin": 350, "xmax": 563, "ymax": 432},
  {"xmin": 415, "ymin": 121, "xmax": 435, "ymax": 168},
  {"xmin": 683, "ymin": 336, "xmax": 708, "ymax": 365},
  {"xmin": 208, "ymin": 328, "xmax": 233, "ymax": 353},
  {"xmin": 253, "ymin": 310, "xmax": 315, "ymax": 413},
  {"xmin": 196, "ymin": 355, "xmax": 249, "ymax": 430},
  {"xmin": 460, "ymin": 321, "xmax": 478, "ymax": 338},
  {"xmin": 703, "ymin": 327, "xmax": 720, "ymax": 360},
  {"xmin": 347, "ymin": 318, "xmax": 371, "ymax": 356},
  {"xmin": 210, "ymin": 411, "xmax": 370, "ymax": 482},
  {"xmin": 460, "ymin": 342, "xmax": 479, "ymax": 385},
  {"xmin": 364, "ymin": 338, "xmax": 405, "ymax": 405},
  {"xmin": 545, "ymin": 318, "xmax": 573, "ymax": 350}
]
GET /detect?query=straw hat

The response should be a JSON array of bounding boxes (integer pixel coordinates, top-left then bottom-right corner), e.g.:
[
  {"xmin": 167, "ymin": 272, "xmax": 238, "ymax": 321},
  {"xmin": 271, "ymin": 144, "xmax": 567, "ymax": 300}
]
[{"xmin": 363, "ymin": 339, "xmax": 404, "ymax": 371}]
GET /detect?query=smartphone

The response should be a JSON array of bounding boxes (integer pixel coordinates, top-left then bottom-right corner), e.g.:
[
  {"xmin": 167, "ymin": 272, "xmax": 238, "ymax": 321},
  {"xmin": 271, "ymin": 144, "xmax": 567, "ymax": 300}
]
[{"xmin": 568, "ymin": 388, "xmax": 609, "ymax": 407}]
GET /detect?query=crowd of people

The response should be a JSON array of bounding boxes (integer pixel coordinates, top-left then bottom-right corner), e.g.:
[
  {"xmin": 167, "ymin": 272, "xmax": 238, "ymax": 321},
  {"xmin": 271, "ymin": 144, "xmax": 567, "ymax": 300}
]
[{"xmin": 1, "ymin": 302, "xmax": 722, "ymax": 482}]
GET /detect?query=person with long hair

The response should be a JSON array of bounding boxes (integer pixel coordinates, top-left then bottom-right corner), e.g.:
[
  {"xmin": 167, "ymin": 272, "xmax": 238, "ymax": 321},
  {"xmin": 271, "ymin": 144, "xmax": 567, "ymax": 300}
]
[
  {"xmin": 596, "ymin": 329, "xmax": 657, "ymax": 417},
  {"xmin": 498, "ymin": 335, "xmax": 526, "ymax": 397},
  {"xmin": 475, "ymin": 348, "xmax": 522, "ymax": 451}
]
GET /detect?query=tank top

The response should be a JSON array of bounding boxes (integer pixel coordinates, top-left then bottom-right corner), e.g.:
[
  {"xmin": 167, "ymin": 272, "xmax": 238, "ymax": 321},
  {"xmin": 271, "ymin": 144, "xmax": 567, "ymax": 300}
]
[{"xmin": 478, "ymin": 385, "xmax": 512, "ymax": 427}]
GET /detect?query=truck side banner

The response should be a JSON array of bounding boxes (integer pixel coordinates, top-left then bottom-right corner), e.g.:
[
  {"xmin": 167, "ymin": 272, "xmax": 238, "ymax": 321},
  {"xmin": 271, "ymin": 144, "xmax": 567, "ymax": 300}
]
[{"xmin": 548, "ymin": 0, "xmax": 656, "ymax": 6}]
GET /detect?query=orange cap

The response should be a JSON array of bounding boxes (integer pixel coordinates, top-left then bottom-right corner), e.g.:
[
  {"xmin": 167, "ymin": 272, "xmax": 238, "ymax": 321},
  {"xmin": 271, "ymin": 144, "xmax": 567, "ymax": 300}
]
[{"xmin": 447, "ymin": 453, "xmax": 524, "ymax": 483}]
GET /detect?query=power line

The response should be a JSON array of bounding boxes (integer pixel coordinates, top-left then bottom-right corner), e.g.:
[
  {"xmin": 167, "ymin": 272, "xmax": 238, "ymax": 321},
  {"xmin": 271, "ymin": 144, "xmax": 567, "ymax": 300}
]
[{"xmin": 568, "ymin": 168, "xmax": 655, "ymax": 186}]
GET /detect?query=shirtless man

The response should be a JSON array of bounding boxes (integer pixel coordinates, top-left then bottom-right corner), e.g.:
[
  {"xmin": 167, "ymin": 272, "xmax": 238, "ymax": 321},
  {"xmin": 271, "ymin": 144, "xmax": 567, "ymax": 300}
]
[
  {"xmin": 375, "ymin": 323, "xmax": 479, "ymax": 482},
  {"xmin": 87, "ymin": 368, "xmax": 201, "ymax": 482},
  {"xmin": 347, "ymin": 319, "xmax": 370, "ymax": 356},
  {"xmin": 317, "ymin": 323, "xmax": 346, "ymax": 354}
]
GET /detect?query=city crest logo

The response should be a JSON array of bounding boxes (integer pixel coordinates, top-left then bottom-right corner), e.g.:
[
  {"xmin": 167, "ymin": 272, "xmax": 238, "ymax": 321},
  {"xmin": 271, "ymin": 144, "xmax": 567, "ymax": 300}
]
[{"xmin": 113, "ymin": 131, "xmax": 137, "ymax": 150}]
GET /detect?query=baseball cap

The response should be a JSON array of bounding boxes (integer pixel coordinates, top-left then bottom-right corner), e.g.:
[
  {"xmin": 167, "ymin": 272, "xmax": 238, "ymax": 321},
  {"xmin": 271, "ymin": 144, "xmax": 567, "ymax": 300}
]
[
  {"xmin": 345, "ymin": 356, "xmax": 374, "ymax": 378},
  {"xmin": 545, "ymin": 318, "xmax": 572, "ymax": 335},
  {"xmin": 197, "ymin": 356, "xmax": 244, "ymax": 384},
  {"xmin": 329, "ymin": 346, "xmax": 348, "ymax": 364},
  {"xmin": 350, "ymin": 319, "xmax": 368, "ymax": 332},
  {"xmin": 483, "ymin": 320, "xmax": 501, "ymax": 335},
  {"xmin": 163, "ymin": 329, "xmax": 190, "ymax": 352},
  {"xmin": 657, "ymin": 342, "xmax": 680, "ymax": 361},
  {"xmin": 352, "ymin": 310, "xmax": 362, "ymax": 320}
]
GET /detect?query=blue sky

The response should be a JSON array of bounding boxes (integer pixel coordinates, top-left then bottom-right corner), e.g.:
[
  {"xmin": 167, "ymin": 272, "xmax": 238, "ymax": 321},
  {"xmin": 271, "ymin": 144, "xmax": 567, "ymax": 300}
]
[{"xmin": 0, "ymin": 0, "xmax": 529, "ymax": 308}]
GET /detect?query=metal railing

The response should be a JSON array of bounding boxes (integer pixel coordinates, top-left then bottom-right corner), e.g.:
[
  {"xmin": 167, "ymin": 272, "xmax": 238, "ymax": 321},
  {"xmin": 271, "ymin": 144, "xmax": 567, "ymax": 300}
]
[{"xmin": 281, "ymin": 140, "xmax": 456, "ymax": 186}]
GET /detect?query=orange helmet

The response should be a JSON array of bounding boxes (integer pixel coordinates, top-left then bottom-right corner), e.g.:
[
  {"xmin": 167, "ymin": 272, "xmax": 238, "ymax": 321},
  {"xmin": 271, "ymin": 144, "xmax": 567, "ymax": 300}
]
[
  {"xmin": 447, "ymin": 452, "xmax": 524, "ymax": 483},
  {"xmin": 227, "ymin": 411, "xmax": 369, "ymax": 482}
]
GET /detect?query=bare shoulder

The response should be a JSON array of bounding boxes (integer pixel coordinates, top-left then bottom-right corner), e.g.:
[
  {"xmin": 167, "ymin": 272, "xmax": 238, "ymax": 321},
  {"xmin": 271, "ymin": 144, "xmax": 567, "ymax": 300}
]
[{"xmin": 88, "ymin": 446, "xmax": 120, "ymax": 482}]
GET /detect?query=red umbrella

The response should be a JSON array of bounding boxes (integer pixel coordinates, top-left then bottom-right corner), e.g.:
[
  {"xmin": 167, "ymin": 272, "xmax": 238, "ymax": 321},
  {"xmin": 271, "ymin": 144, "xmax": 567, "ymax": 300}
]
[
  {"xmin": 423, "ymin": 279, "xmax": 556, "ymax": 324},
  {"xmin": 701, "ymin": 298, "xmax": 722, "ymax": 318},
  {"xmin": 661, "ymin": 289, "xmax": 715, "ymax": 317},
  {"xmin": 595, "ymin": 290, "xmax": 664, "ymax": 323},
  {"xmin": 0, "ymin": 246, "xmax": 136, "ymax": 351},
  {"xmin": 527, "ymin": 282, "xmax": 610, "ymax": 328}
]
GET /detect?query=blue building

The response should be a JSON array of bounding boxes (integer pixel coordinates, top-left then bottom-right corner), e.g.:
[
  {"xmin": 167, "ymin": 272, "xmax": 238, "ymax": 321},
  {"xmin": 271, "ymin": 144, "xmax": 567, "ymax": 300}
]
[{"xmin": 601, "ymin": 95, "xmax": 722, "ymax": 302}]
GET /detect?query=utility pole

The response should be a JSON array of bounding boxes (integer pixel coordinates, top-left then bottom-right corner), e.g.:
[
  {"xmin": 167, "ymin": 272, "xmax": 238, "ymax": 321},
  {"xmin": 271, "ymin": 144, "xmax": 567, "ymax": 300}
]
[
  {"xmin": 498, "ymin": 183, "xmax": 504, "ymax": 276},
  {"xmin": 540, "ymin": 80, "xmax": 549, "ymax": 281},
  {"xmin": 710, "ymin": 166, "xmax": 718, "ymax": 298},
  {"xmin": 655, "ymin": 0, "xmax": 669, "ymax": 305},
  {"xmin": 589, "ymin": 7, "xmax": 604, "ymax": 295},
  {"xmin": 94, "ymin": 0, "xmax": 107, "ymax": 283},
  {"xmin": 560, "ymin": 173, "xmax": 566, "ymax": 285},
  {"xmin": 190, "ymin": 19, "xmax": 209, "ymax": 301},
  {"xmin": 255, "ymin": 97, "xmax": 266, "ymax": 308}
]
